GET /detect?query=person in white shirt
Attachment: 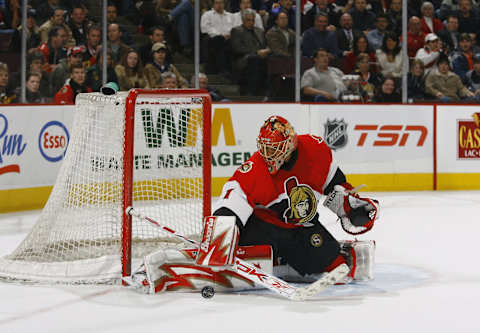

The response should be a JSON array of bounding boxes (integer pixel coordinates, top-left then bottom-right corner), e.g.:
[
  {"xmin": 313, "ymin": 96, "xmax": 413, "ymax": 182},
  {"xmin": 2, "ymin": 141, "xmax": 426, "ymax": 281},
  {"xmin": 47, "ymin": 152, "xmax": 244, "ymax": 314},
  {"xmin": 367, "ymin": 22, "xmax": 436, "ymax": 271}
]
[
  {"xmin": 200, "ymin": 0, "xmax": 235, "ymax": 75},
  {"xmin": 415, "ymin": 33, "xmax": 442, "ymax": 76},
  {"xmin": 231, "ymin": 0, "xmax": 264, "ymax": 30}
]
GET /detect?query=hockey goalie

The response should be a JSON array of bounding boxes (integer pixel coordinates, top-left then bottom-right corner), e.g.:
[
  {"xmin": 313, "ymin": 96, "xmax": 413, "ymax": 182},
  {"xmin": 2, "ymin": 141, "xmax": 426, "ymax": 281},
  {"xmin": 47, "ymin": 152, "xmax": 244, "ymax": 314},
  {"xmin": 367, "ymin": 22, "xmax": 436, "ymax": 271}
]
[{"xmin": 126, "ymin": 115, "xmax": 379, "ymax": 295}]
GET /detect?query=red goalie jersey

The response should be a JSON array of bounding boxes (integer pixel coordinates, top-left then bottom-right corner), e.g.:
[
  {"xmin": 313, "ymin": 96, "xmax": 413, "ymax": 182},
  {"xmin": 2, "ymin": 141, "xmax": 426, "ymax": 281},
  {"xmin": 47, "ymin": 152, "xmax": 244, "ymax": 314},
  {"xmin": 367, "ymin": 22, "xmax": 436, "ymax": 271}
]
[{"xmin": 214, "ymin": 134, "xmax": 339, "ymax": 229}]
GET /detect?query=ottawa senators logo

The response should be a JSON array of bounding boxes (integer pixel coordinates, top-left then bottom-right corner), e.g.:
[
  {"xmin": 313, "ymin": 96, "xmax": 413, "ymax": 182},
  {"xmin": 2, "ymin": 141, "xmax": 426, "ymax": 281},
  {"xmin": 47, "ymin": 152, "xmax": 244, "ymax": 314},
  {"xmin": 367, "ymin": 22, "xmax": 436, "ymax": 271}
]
[
  {"xmin": 283, "ymin": 177, "xmax": 317, "ymax": 226},
  {"xmin": 238, "ymin": 161, "xmax": 253, "ymax": 173}
]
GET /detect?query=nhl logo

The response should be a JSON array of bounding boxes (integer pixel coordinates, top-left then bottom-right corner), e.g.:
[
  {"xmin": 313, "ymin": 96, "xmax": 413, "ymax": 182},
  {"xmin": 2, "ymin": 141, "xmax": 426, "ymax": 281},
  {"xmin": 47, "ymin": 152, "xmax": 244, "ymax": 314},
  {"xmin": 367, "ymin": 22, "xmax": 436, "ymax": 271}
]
[{"xmin": 324, "ymin": 119, "xmax": 348, "ymax": 150}]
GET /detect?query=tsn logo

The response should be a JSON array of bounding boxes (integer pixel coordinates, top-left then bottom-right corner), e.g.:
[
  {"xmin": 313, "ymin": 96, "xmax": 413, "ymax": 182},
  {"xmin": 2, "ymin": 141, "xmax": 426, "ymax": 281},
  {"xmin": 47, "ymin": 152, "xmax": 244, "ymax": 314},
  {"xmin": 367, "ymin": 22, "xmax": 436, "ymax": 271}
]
[{"xmin": 354, "ymin": 125, "xmax": 428, "ymax": 147}]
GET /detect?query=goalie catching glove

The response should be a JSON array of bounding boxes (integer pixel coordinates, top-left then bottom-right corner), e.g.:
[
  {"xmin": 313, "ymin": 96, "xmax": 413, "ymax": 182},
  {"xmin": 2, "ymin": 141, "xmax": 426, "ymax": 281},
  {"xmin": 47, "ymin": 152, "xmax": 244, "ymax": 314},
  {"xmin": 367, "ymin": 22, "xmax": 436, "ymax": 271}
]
[{"xmin": 323, "ymin": 184, "xmax": 379, "ymax": 235}]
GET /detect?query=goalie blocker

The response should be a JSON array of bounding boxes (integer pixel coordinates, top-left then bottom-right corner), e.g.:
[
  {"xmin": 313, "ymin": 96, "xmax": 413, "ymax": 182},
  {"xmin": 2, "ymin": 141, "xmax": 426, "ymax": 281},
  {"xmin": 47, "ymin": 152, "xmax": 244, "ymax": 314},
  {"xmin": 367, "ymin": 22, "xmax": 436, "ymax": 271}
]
[{"xmin": 125, "ymin": 216, "xmax": 375, "ymax": 294}]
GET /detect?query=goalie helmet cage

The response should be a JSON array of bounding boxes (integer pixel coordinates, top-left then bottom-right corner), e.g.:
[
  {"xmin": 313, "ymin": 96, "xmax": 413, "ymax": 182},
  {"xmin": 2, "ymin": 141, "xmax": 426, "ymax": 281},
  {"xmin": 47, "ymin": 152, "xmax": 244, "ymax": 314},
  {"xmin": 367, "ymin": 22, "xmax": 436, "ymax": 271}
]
[{"xmin": 0, "ymin": 89, "xmax": 212, "ymax": 284}]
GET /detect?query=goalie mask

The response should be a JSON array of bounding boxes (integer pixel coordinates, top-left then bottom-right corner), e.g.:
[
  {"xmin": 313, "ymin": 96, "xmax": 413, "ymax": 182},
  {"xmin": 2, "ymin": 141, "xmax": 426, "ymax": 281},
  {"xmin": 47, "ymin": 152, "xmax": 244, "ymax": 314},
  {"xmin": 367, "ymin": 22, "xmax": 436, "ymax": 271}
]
[{"xmin": 257, "ymin": 116, "xmax": 298, "ymax": 174}]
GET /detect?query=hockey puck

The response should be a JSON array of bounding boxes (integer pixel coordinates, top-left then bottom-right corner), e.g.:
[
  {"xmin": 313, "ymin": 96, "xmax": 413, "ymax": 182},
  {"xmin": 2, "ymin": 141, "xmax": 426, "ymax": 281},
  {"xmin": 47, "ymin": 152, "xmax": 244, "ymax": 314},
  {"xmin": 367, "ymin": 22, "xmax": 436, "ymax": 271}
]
[{"xmin": 201, "ymin": 286, "xmax": 215, "ymax": 299}]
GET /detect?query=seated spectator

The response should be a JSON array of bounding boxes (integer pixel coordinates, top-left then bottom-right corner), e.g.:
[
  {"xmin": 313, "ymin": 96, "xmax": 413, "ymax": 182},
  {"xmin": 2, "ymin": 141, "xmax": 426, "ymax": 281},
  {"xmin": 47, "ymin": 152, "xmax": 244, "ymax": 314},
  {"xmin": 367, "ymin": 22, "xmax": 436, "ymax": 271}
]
[
  {"xmin": 376, "ymin": 31, "xmax": 402, "ymax": 79},
  {"xmin": 408, "ymin": 59, "xmax": 427, "ymax": 101},
  {"xmin": 437, "ymin": 15, "xmax": 460, "ymax": 54},
  {"xmin": 266, "ymin": 11, "xmax": 295, "ymax": 57},
  {"xmin": 269, "ymin": 0, "xmax": 296, "ymax": 30},
  {"xmin": 336, "ymin": 13, "xmax": 362, "ymax": 58},
  {"xmin": 38, "ymin": 7, "xmax": 74, "ymax": 47},
  {"xmin": 232, "ymin": 0, "xmax": 264, "ymax": 30},
  {"xmin": 0, "ymin": 63, "xmax": 17, "ymax": 104},
  {"xmin": 10, "ymin": 8, "xmax": 40, "ymax": 52},
  {"xmin": 37, "ymin": 26, "xmax": 68, "ymax": 73},
  {"xmin": 108, "ymin": 23, "xmax": 131, "ymax": 66},
  {"xmin": 407, "ymin": 16, "xmax": 426, "ymax": 58},
  {"xmin": 25, "ymin": 51, "xmax": 51, "ymax": 97},
  {"xmin": 1, "ymin": 0, "xmax": 20, "ymax": 30},
  {"xmin": 115, "ymin": 49, "xmax": 149, "ymax": 90},
  {"xmin": 16, "ymin": 72, "xmax": 47, "ymax": 103},
  {"xmin": 200, "ymin": 0, "xmax": 234, "ymax": 75},
  {"xmin": 83, "ymin": 25, "xmax": 101, "ymax": 69},
  {"xmin": 301, "ymin": 48, "xmax": 346, "ymax": 102},
  {"xmin": 192, "ymin": 72, "xmax": 230, "ymax": 101},
  {"xmin": 420, "ymin": 2, "xmax": 444, "ymax": 34},
  {"xmin": 302, "ymin": 0, "xmax": 339, "ymax": 32},
  {"xmin": 465, "ymin": 54, "xmax": 480, "ymax": 97},
  {"xmin": 51, "ymin": 45, "xmax": 86, "ymax": 95},
  {"xmin": 231, "ymin": 9, "xmax": 271, "ymax": 96},
  {"xmin": 144, "ymin": 42, "xmax": 188, "ymax": 88},
  {"xmin": 85, "ymin": 51, "xmax": 119, "ymax": 92},
  {"xmin": 373, "ymin": 76, "xmax": 401, "ymax": 102},
  {"xmin": 425, "ymin": 53, "xmax": 476, "ymax": 102},
  {"xmin": 302, "ymin": 13, "xmax": 339, "ymax": 59},
  {"xmin": 452, "ymin": 33, "xmax": 475, "ymax": 83},
  {"xmin": 348, "ymin": 0, "xmax": 376, "ymax": 34},
  {"xmin": 68, "ymin": 5, "xmax": 90, "ymax": 46},
  {"xmin": 386, "ymin": 0, "xmax": 402, "ymax": 36},
  {"xmin": 353, "ymin": 52, "xmax": 383, "ymax": 100},
  {"xmin": 367, "ymin": 13, "xmax": 390, "ymax": 52},
  {"xmin": 36, "ymin": 0, "xmax": 60, "ymax": 25},
  {"xmin": 454, "ymin": 0, "xmax": 479, "ymax": 38},
  {"xmin": 106, "ymin": 3, "xmax": 134, "ymax": 46},
  {"xmin": 416, "ymin": 33, "xmax": 442, "ymax": 76},
  {"xmin": 339, "ymin": 74, "xmax": 369, "ymax": 103},
  {"xmin": 139, "ymin": 26, "xmax": 172, "ymax": 66},
  {"xmin": 160, "ymin": 71, "xmax": 179, "ymax": 88},
  {"xmin": 54, "ymin": 63, "xmax": 92, "ymax": 104},
  {"xmin": 343, "ymin": 34, "xmax": 376, "ymax": 74}
]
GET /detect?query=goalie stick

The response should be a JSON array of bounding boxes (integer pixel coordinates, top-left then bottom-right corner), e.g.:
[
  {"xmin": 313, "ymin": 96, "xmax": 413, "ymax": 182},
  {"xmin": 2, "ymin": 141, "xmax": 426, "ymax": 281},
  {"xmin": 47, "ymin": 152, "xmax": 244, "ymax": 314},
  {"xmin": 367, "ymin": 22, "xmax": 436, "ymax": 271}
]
[{"xmin": 126, "ymin": 207, "xmax": 349, "ymax": 301}]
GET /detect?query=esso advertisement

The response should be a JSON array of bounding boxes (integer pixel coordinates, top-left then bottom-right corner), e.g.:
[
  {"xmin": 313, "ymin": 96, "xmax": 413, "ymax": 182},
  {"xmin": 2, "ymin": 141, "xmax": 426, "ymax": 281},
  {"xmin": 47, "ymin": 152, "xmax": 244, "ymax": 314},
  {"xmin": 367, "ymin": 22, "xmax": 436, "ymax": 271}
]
[{"xmin": 38, "ymin": 121, "xmax": 70, "ymax": 162}]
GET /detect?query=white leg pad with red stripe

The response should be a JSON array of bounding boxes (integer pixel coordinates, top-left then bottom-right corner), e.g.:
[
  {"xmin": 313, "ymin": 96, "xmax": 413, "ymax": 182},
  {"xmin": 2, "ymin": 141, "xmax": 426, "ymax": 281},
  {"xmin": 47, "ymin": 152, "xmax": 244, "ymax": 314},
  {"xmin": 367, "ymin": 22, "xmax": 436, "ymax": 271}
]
[
  {"xmin": 196, "ymin": 216, "xmax": 239, "ymax": 266},
  {"xmin": 126, "ymin": 244, "xmax": 273, "ymax": 294}
]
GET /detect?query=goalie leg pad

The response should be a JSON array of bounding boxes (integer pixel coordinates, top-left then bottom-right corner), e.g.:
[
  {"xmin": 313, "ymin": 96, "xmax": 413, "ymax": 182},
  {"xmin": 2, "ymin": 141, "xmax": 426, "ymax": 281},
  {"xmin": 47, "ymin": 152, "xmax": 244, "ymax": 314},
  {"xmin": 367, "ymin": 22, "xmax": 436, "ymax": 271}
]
[
  {"xmin": 340, "ymin": 240, "xmax": 376, "ymax": 281},
  {"xmin": 127, "ymin": 245, "xmax": 273, "ymax": 294},
  {"xmin": 196, "ymin": 216, "xmax": 239, "ymax": 266}
]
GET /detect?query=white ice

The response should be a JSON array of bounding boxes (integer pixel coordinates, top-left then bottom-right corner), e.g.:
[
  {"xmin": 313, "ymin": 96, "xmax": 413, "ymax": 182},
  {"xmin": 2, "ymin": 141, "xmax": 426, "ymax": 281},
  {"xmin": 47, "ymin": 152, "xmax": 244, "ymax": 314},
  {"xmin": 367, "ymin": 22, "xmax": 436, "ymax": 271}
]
[{"xmin": 0, "ymin": 191, "xmax": 479, "ymax": 333}]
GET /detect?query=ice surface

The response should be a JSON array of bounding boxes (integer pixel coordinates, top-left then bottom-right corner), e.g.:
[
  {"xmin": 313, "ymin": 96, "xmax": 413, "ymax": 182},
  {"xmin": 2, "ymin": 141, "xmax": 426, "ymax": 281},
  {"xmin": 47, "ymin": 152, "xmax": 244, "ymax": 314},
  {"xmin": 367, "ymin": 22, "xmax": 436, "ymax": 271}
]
[{"xmin": 0, "ymin": 191, "xmax": 479, "ymax": 333}]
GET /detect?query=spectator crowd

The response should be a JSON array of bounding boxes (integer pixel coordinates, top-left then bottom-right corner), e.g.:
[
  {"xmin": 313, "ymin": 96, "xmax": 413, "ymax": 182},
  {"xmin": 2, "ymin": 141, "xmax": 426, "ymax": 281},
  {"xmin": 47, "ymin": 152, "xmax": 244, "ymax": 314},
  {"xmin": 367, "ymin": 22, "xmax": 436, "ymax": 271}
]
[{"xmin": 1, "ymin": 0, "xmax": 480, "ymax": 104}]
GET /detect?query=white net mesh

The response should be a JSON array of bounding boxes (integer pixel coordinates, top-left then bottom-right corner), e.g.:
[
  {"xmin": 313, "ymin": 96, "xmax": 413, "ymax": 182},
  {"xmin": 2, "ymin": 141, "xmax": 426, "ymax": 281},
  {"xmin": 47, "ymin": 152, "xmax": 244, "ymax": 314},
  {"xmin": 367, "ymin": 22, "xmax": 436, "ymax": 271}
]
[{"xmin": 0, "ymin": 91, "xmax": 209, "ymax": 284}]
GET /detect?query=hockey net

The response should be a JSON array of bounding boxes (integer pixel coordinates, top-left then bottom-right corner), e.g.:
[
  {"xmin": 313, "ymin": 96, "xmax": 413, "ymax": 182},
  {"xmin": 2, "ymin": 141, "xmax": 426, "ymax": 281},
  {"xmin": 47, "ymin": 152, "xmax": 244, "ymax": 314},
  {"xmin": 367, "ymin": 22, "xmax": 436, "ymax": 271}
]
[{"xmin": 0, "ymin": 89, "xmax": 211, "ymax": 284}]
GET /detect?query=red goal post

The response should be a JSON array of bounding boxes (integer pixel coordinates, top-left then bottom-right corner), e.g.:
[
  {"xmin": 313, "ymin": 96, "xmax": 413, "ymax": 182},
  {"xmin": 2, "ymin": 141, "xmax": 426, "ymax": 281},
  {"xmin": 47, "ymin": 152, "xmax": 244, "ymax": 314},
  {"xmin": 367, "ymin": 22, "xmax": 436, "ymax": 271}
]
[{"xmin": 121, "ymin": 89, "xmax": 212, "ymax": 279}]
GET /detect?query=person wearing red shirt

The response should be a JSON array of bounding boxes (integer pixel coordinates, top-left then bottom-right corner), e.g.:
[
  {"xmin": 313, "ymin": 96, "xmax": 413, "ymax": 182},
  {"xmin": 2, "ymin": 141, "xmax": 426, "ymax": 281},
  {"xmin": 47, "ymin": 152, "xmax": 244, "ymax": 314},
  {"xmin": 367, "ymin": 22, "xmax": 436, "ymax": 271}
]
[
  {"xmin": 54, "ymin": 63, "xmax": 92, "ymax": 104},
  {"xmin": 407, "ymin": 16, "xmax": 426, "ymax": 58},
  {"xmin": 420, "ymin": 1, "xmax": 444, "ymax": 34}
]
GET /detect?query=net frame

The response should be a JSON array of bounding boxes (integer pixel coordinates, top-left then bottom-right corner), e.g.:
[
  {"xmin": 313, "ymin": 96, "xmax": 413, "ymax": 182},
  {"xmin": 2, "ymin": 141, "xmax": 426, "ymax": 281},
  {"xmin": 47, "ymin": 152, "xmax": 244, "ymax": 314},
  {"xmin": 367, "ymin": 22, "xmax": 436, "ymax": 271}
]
[{"xmin": 0, "ymin": 89, "xmax": 212, "ymax": 284}]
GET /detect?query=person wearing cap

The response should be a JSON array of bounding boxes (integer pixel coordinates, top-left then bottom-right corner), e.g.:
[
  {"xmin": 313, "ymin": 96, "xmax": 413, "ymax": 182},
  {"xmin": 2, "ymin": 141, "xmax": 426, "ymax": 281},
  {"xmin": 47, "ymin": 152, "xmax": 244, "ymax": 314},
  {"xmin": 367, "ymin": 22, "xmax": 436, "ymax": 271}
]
[
  {"xmin": 54, "ymin": 63, "xmax": 92, "ymax": 104},
  {"xmin": 415, "ymin": 33, "xmax": 442, "ymax": 76},
  {"xmin": 425, "ymin": 53, "xmax": 475, "ymax": 102},
  {"xmin": 50, "ymin": 45, "xmax": 85, "ymax": 94},
  {"xmin": 464, "ymin": 54, "xmax": 480, "ymax": 97},
  {"xmin": 10, "ymin": 8, "xmax": 41, "ymax": 52},
  {"xmin": 452, "ymin": 33, "xmax": 476, "ymax": 83},
  {"xmin": 144, "ymin": 42, "xmax": 187, "ymax": 88}
]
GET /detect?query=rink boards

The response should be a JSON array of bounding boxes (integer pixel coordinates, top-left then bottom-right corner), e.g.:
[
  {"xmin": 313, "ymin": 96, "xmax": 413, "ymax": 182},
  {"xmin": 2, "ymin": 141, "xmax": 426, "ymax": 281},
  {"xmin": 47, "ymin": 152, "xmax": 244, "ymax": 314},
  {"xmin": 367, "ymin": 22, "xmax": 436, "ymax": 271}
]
[{"xmin": 0, "ymin": 102, "xmax": 479, "ymax": 212}]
